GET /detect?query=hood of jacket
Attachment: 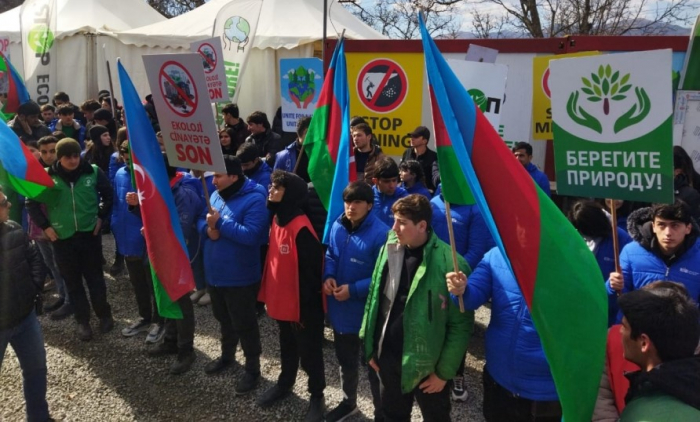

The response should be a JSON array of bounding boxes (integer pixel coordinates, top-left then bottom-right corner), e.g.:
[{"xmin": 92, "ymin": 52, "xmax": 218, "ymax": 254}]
[
  {"xmin": 627, "ymin": 207, "xmax": 699, "ymax": 251},
  {"xmin": 268, "ymin": 172, "xmax": 308, "ymax": 226},
  {"xmin": 625, "ymin": 355, "xmax": 700, "ymax": 411},
  {"xmin": 48, "ymin": 159, "xmax": 94, "ymax": 184}
]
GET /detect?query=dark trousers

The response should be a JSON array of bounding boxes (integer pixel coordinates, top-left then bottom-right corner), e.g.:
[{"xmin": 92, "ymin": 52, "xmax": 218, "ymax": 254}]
[
  {"xmin": 333, "ymin": 331, "xmax": 360, "ymax": 406},
  {"xmin": 208, "ymin": 283, "xmax": 262, "ymax": 374},
  {"xmin": 277, "ymin": 319, "xmax": 326, "ymax": 397},
  {"xmin": 125, "ymin": 257, "xmax": 161, "ymax": 324},
  {"xmin": 163, "ymin": 295, "xmax": 195, "ymax": 353},
  {"xmin": 370, "ymin": 352, "xmax": 451, "ymax": 422},
  {"xmin": 53, "ymin": 232, "xmax": 112, "ymax": 324},
  {"xmin": 483, "ymin": 369, "xmax": 562, "ymax": 422}
]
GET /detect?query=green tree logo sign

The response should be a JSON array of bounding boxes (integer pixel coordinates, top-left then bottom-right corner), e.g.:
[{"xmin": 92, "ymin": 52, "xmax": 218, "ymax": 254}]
[
  {"xmin": 27, "ymin": 24, "xmax": 54, "ymax": 54},
  {"xmin": 567, "ymin": 65, "xmax": 650, "ymax": 134},
  {"xmin": 468, "ymin": 89, "xmax": 487, "ymax": 112}
]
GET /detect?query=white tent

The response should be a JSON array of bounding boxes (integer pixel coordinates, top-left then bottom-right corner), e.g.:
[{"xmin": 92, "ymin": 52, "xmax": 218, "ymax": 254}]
[
  {"xmin": 0, "ymin": 0, "xmax": 166, "ymax": 103},
  {"xmin": 111, "ymin": 0, "xmax": 386, "ymax": 119}
]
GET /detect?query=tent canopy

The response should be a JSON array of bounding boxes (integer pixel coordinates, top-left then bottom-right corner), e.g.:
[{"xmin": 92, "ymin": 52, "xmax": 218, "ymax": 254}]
[
  {"xmin": 0, "ymin": 0, "xmax": 166, "ymax": 42},
  {"xmin": 115, "ymin": 0, "xmax": 386, "ymax": 49}
]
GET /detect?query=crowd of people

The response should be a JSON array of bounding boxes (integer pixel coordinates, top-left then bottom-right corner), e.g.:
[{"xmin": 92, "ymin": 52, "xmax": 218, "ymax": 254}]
[{"xmin": 1, "ymin": 90, "xmax": 700, "ymax": 422}]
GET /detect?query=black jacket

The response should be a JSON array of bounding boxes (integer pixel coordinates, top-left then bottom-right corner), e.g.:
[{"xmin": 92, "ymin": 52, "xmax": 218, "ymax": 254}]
[
  {"xmin": 246, "ymin": 129, "xmax": 284, "ymax": 168},
  {"xmin": 625, "ymin": 355, "xmax": 700, "ymax": 411},
  {"xmin": 0, "ymin": 221, "xmax": 43, "ymax": 330},
  {"xmin": 675, "ymin": 174, "xmax": 700, "ymax": 224}
]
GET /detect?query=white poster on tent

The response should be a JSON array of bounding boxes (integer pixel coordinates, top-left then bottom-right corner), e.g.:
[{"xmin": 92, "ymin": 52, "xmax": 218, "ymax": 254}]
[
  {"xmin": 143, "ymin": 53, "xmax": 226, "ymax": 173},
  {"xmin": 447, "ymin": 59, "xmax": 508, "ymax": 131},
  {"xmin": 212, "ymin": 0, "xmax": 263, "ymax": 103},
  {"xmin": 20, "ymin": 0, "xmax": 57, "ymax": 105},
  {"xmin": 190, "ymin": 37, "xmax": 229, "ymax": 103},
  {"xmin": 674, "ymin": 90, "xmax": 700, "ymax": 173}
]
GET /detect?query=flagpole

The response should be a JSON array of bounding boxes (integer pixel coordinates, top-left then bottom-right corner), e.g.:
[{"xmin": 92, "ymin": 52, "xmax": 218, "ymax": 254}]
[
  {"xmin": 445, "ymin": 202, "xmax": 465, "ymax": 313},
  {"xmin": 609, "ymin": 198, "xmax": 622, "ymax": 295},
  {"xmin": 200, "ymin": 175, "xmax": 213, "ymax": 211},
  {"xmin": 104, "ymin": 45, "xmax": 117, "ymax": 120}
]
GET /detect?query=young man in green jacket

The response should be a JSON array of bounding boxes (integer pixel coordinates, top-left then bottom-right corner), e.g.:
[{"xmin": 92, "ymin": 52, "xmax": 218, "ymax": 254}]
[
  {"xmin": 360, "ymin": 194, "xmax": 474, "ymax": 422},
  {"xmin": 26, "ymin": 138, "xmax": 114, "ymax": 342}
]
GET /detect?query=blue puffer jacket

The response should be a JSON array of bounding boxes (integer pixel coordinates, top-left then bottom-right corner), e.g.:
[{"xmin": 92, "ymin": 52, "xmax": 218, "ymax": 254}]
[
  {"xmin": 324, "ymin": 212, "xmax": 389, "ymax": 334},
  {"xmin": 526, "ymin": 162, "xmax": 551, "ymax": 197},
  {"xmin": 174, "ymin": 173, "xmax": 207, "ymax": 260},
  {"xmin": 197, "ymin": 178, "xmax": 269, "ymax": 287},
  {"xmin": 111, "ymin": 167, "xmax": 145, "ymax": 257},
  {"xmin": 403, "ymin": 181, "xmax": 431, "ymax": 198},
  {"xmin": 108, "ymin": 152, "xmax": 124, "ymax": 186},
  {"xmin": 247, "ymin": 161, "xmax": 272, "ymax": 188},
  {"xmin": 273, "ymin": 142, "xmax": 299, "ymax": 172},
  {"xmin": 431, "ymin": 195, "xmax": 494, "ymax": 269},
  {"xmin": 594, "ymin": 228, "xmax": 633, "ymax": 326},
  {"xmin": 606, "ymin": 207, "xmax": 700, "ymax": 311},
  {"xmin": 372, "ymin": 185, "xmax": 408, "ymax": 227},
  {"xmin": 454, "ymin": 247, "xmax": 558, "ymax": 401}
]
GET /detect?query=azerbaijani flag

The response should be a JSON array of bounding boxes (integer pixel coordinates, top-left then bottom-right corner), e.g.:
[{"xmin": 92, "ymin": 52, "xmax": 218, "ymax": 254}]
[
  {"xmin": 118, "ymin": 60, "xmax": 194, "ymax": 319},
  {"xmin": 303, "ymin": 38, "xmax": 354, "ymax": 242},
  {"xmin": 0, "ymin": 52, "xmax": 30, "ymax": 122},
  {"xmin": 0, "ymin": 123, "xmax": 54, "ymax": 197},
  {"xmin": 420, "ymin": 15, "xmax": 607, "ymax": 422}
]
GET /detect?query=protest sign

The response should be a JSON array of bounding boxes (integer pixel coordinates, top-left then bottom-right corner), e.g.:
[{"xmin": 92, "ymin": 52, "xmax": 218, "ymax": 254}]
[
  {"xmin": 279, "ymin": 58, "xmax": 323, "ymax": 133},
  {"xmin": 190, "ymin": 38, "xmax": 228, "ymax": 103},
  {"xmin": 448, "ymin": 59, "xmax": 508, "ymax": 131}
]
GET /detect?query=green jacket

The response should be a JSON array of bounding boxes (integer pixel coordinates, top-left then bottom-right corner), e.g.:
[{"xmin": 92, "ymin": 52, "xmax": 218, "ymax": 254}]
[
  {"xmin": 621, "ymin": 393, "xmax": 700, "ymax": 421},
  {"xmin": 27, "ymin": 161, "xmax": 112, "ymax": 240},
  {"xmin": 360, "ymin": 230, "xmax": 474, "ymax": 393}
]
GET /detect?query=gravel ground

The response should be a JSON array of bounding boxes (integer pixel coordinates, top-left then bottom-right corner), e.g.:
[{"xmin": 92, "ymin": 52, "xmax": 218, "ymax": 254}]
[{"xmin": 1, "ymin": 234, "xmax": 490, "ymax": 421}]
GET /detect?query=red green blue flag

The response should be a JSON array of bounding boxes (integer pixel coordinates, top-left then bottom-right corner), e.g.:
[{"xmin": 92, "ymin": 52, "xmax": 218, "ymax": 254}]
[
  {"xmin": 0, "ymin": 122, "xmax": 54, "ymax": 197},
  {"xmin": 303, "ymin": 38, "xmax": 354, "ymax": 242},
  {"xmin": 118, "ymin": 60, "xmax": 194, "ymax": 319},
  {"xmin": 420, "ymin": 15, "xmax": 607, "ymax": 422},
  {"xmin": 0, "ymin": 52, "xmax": 30, "ymax": 122}
]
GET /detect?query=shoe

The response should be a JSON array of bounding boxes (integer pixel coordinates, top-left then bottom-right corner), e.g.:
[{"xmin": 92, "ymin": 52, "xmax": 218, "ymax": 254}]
[
  {"xmin": 99, "ymin": 317, "xmax": 115, "ymax": 334},
  {"xmin": 190, "ymin": 290, "xmax": 206, "ymax": 304},
  {"xmin": 77, "ymin": 323, "xmax": 93, "ymax": 341},
  {"xmin": 145, "ymin": 323, "xmax": 165, "ymax": 344},
  {"xmin": 170, "ymin": 351, "xmax": 195, "ymax": 375},
  {"xmin": 43, "ymin": 297, "xmax": 64, "ymax": 313},
  {"xmin": 121, "ymin": 319, "xmax": 150, "ymax": 337},
  {"xmin": 50, "ymin": 303, "xmax": 74, "ymax": 321},
  {"xmin": 234, "ymin": 371, "xmax": 260, "ymax": 395},
  {"xmin": 204, "ymin": 357, "xmax": 233, "ymax": 375},
  {"xmin": 109, "ymin": 256, "xmax": 124, "ymax": 276},
  {"xmin": 326, "ymin": 400, "xmax": 359, "ymax": 422},
  {"xmin": 43, "ymin": 278, "xmax": 56, "ymax": 292},
  {"xmin": 451, "ymin": 375, "xmax": 468, "ymax": 402},
  {"xmin": 148, "ymin": 341, "xmax": 178, "ymax": 357},
  {"xmin": 196, "ymin": 293, "xmax": 211, "ymax": 306},
  {"xmin": 305, "ymin": 395, "xmax": 326, "ymax": 422},
  {"xmin": 256, "ymin": 384, "xmax": 291, "ymax": 408}
]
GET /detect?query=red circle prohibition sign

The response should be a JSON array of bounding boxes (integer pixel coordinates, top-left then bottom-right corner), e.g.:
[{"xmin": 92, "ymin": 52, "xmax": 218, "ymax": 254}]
[
  {"xmin": 159, "ymin": 60, "xmax": 198, "ymax": 118},
  {"xmin": 197, "ymin": 43, "xmax": 217, "ymax": 74},
  {"xmin": 357, "ymin": 59, "xmax": 408, "ymax": 114},
  {"xmin": 542, "ymin": 67, "xmax": 551, "ymax": 99}
]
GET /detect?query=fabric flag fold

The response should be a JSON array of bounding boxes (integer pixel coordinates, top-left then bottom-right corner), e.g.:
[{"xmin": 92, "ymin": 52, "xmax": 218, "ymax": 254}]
[
  {"xmin": 303, "ymin": 38, "xmax": 354, "ymax": 243},
  {"xmin": 0, "ymin": 123, "xmax": 54, "ymax": 197},
  {"xmin": 419, "ymin": 14, "xmax": 607, "ymax": 422},
  {"xmin": 118, "ymin": 60, "xmax": 194, "ymax": 319},
  {"xmin": 0, "ymin": 52, "xmax": 30, "ymax": 122}
]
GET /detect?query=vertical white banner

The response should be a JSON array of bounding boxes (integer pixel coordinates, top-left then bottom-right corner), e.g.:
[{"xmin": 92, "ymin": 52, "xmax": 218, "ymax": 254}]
[
  {"xmin": 20, "ymin": 0, "xmax": 57, "ymax": 105},
  {"xmin": 212, "ymin": 0, "xmax": 263, "ymax": 103}
]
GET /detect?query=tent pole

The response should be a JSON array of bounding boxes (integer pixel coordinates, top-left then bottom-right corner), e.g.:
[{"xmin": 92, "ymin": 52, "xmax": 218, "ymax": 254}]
[{"xmin": 322, "ymin": 0, "xmax": 328, "ymax": 72}]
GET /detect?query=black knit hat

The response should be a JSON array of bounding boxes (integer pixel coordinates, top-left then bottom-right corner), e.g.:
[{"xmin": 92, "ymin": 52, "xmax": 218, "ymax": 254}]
[
  {"xmin": 223, "ymin": 155, "xmax": 243, "ymax": 176},
  {"xmin": 89, "ymin": 125, "xmax": 109, "ymax": 142},
  {"xmin": 17, "ymin": 100, "xmax": 41, "ymax": 116}
]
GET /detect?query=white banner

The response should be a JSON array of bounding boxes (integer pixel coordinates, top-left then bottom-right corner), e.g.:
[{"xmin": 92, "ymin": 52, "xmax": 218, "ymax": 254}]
[
  {"xmin": 20, "ymin": 0, "xmax": 57, "ymax": 105},
  {"xmin": 447, "ymin": 59, "xmax": 508, "ymax": 131},
  {"xmin": 190, "ymin": 37, "xmax": 229, "ymax": 104},
  {"xmin": 143, "ymin": 53, "xmax": 226, "ymax": 173},
  {"xmin": 212, "ymin": 0, "xmax": 263, "ymax": 103}
]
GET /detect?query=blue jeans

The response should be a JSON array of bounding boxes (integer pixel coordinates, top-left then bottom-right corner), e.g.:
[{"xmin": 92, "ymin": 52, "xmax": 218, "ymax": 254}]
[
  {"xmin": 0, "ymin": 312, "xmax": 49, "ymax": 422},
  {"xmin": 36, "ymin": 239, "xmax": 69, "ymax": 304}
]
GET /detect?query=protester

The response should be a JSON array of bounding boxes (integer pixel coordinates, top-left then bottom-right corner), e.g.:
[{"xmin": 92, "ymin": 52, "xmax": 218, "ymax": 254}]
[
  {"xmin": 323, "ymin": 181, "xmax": 389, "ymax": 422},
  {"xmin": 257, "ymin": 170, "xmax": 326, "ymax": 422},
  {"xmin": 673, "ymin": 144, "xmax": 700, "ymax": 195},
  {"xmin": 273, "ymin": 116, "xmax": 311, "ymax": 182},
  {"xmin": 237, "ymin": 142, "xmax": 272, "ymax": 188},
  {"xmin": 83, "ymin": 125, "xmax": 116, "ymax": 174},
  {"xmin": 52, "ymin": 91, "xmax": 85, "ymax": 122},
  {"xmin": 198, "ymin": 156, "xmax": 268, "ymax": 394},
  {"xmin": 10, "ymin": 100, "xmax": 51, "ymax": 144},
  {"xmin": 607, "ymin": 201, "xmax": 700, "ymax": 312},
  {"xmin": 512, "ymin": 141, "xmax": 551, "ymax": 197},
  {"xmin": 447, "ymin": 245, "xmax": 562, "ymax": 421},
  {"xmin": 603, "ymin": 199, "xmax": 637, "ymax": 233},
  {"xmin": 567, "ymin": 200, "xmax": 633, "ymax": 326},
  {"xmin": 401, "ymin": 126, "xmax": 437, "ymax": 192},
  {"xmin": 222, "ymin": 103, "xmax": 251, "ymax": 147},
  {"xmin": 371, "ymin": 157, "xmax": 408, "ymax": 226},
  {"xmin": 40, "ymin": 104, "xmax": 56, "ymax": 126},
  {"xmin": 80, "ymin": 99, "xmax": 101, "ymax": 139},
  {"xmin": 617, "ymin": 282, "xmax": 700, "ymax": 420},
  {"xmin": 219, "ymin": 127, "xmax": 241, "ymax": 156},
  {"xmin": 673, "ymin": 145, "xmax": 700, "ymax": 222},
  {"xmin": 362, "ymin": 194, "xmax": 473, "ymax": 422},
  {"xmin": 49, "ymin": 104, "xmax": 87, "ymax": 148},
  {"xmin": 352, "ymin": 123, "xmax": 384, "ymax": 184},
  {"xmin": 0, "ymin": 184, "xmax": 51, "ymax": 422},
  {"xmin": 93, "ymin": 108, "xmax": 118, "ymax": 140},
  {"xmin": 26, "ymin": 138, "xmax": 114, "ymax": 341},
  {"xmin": 245, "ymin": 111, "xmax": 284, "ymax": 167},
  {"xmin": 399, "ymin": 160, "xmax": 431, "ymax": 198}
]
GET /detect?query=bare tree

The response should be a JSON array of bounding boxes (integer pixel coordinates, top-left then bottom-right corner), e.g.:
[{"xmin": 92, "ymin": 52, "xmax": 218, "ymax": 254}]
[
  {"xmin": 0, "ymin": 0, "xmax": 23, "ymax": 14},
  {"xmin": 342, "ymin": 0, "xmax": 464, "ymax": 39},
  {"xmin": 470, "ymin": 9, "xmax": 510, "ymax": 38},
  {"xmin": 478, "ymin": 0, "xmax": 698, "ymax": 38},
  {"xmin": 146, "ymin": 0, "xmax": 206, "ymax": 18}
]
